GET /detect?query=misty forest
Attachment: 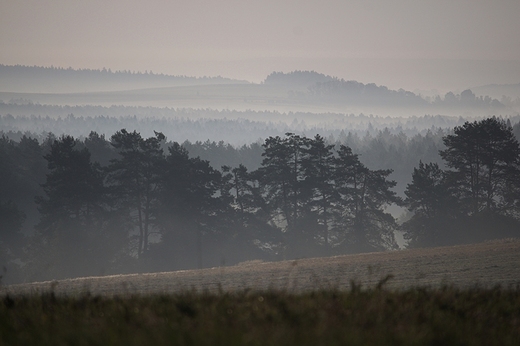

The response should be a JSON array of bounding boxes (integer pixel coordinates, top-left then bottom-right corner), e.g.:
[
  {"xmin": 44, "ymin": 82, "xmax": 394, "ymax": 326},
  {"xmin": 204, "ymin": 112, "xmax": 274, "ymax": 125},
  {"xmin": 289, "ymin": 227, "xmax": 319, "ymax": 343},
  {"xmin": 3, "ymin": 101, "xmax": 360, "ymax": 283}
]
[{"xmin": 1, "ymin": 66, "xmax": 520, "ymax": 285}]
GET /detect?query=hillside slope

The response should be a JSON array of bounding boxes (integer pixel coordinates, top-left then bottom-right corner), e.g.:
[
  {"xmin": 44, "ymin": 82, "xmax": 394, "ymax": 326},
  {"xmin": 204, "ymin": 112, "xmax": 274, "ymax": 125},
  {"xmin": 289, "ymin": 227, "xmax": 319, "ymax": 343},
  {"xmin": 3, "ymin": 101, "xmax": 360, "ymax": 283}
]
[{"xmin": 3, "ymin": 239, "xmax": 519, "ymax": 296}]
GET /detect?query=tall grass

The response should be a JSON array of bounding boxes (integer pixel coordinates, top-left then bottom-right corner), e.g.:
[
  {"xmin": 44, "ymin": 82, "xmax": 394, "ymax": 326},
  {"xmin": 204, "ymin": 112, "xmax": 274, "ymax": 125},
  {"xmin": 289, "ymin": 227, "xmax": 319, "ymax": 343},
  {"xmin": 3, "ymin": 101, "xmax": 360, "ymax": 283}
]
[{"xmin": 2, "ymin": 284, "xmax": 520, "ymax": 345}]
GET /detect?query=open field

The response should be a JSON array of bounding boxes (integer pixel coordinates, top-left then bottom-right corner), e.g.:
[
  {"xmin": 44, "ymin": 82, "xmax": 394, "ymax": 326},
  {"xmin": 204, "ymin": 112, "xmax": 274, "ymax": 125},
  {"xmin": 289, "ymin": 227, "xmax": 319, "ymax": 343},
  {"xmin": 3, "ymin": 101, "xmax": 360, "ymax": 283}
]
[
  {"xmin": 3, "ymin": 286, "xmax": 520, "ymax": 345},
  {"xmin": 3, "ymin": 239, "xmax": 520, "ymax": 296},
  {"xmin": 3, "ymin": 285, "xmax": 520, "ymax": 345},
  {"xmin": 2, "ymin": 239, "xmax": 520, "ymax": 345}
]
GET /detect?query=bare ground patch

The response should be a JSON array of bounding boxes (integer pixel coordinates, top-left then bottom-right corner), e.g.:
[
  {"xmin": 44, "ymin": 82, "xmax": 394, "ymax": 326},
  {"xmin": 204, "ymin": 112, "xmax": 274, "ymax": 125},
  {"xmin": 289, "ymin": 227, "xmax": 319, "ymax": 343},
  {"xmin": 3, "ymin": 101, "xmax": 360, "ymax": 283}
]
[{"xmin": 3, "ymin": 239, "xmax": 520, "ymax": 296}]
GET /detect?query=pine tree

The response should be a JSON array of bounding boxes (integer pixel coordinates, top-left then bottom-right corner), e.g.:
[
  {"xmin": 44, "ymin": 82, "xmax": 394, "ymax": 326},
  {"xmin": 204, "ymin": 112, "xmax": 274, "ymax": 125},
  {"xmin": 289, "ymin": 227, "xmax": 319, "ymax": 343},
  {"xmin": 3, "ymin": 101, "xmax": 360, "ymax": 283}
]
[
  {"xmin": 154, "ymin": 142, "xmax": 223, "ymax": 269},
  {"xmin": 440, "ymin": 117, "xmax": 520, "ymax": 216},
  {"xmin": 107, "ymin": 130, "xmax": 165, "ymax": 259},
  {"xmin": 31, "ymin": 135, "xmax": 106, "ymax": 280},
  {"xmin": 301, "ymin": 135, "xmax": 337, "ymax": 250},
  {"xmin": 334, "ymin": 145, "xmax": 400, "ymax": 252},
  {"xmin": 256, "ymin": 133, "xmax": 311, "ymax": 257},
  {"xmin": 402, "ymin": 161, "xmax": 458, "ymax": 247}
]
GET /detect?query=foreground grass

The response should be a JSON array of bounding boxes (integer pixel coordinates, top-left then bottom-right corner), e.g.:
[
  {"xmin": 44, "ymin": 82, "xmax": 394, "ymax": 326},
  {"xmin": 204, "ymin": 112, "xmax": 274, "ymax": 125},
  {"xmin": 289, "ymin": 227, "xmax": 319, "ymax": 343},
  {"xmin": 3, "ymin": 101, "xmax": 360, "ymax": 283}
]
[{"xmin": 1, "ymin": 284, "xmax": 520, "ymax": 346}]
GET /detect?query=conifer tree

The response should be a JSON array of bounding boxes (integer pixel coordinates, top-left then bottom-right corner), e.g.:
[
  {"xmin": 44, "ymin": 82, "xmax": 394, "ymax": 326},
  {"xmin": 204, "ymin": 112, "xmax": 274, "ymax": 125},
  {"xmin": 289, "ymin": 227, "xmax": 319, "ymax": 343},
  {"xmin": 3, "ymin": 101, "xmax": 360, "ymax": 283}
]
[
  {"xmin": 301, "ymin": 135, "xmax": 337, "ymax": 250},
  {"xmin": 107, "ymin": 129, "xmax": 165, "ymax": 259},
  {"xmin": 440, "ymin": 117, "xmax": 520, "ymax": 216},
  {"xmin": 334, "ymin": 145, "xmax": 400, "ymax": 252},
  {"xmin": 154, "ymin": 142, "xmax": 223, "ymax": 269},
  {"xmin": 32, "ymin": 135, "xmax": 106, "ymax": 279}
]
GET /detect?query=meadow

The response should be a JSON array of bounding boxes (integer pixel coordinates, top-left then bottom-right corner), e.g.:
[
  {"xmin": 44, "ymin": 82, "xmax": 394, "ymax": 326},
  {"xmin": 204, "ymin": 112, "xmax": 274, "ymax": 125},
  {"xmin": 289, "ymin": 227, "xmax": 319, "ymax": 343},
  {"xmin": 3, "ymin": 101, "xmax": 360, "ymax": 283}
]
[
  {"xmin": 4, "ymin": 238, "xmax": 520, "ymax": 296},
  {"xmin": 2, "ymin": 285, "xmax": 520, "ymax": 345},
  {"xmin": 2, "ymin": 239, "xmax": 520, "ymax": 345}
]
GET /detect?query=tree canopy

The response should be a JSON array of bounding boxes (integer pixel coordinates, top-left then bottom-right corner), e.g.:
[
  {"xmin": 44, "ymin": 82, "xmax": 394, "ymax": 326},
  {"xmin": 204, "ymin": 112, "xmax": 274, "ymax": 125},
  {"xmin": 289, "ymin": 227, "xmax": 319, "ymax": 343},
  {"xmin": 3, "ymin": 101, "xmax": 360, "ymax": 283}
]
[
  {"xmin": 1, "ymin": 117, "xmax": 519, "ymax": 284},
  {"xmin": 404, "ymin": 117, "xmax": 520, "ymax": 247}
]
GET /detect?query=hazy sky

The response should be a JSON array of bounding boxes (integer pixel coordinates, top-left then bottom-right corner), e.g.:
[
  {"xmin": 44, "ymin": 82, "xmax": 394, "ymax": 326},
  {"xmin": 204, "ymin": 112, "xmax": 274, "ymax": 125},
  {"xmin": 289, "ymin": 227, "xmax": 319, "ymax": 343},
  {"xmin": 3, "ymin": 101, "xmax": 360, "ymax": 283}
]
[{"xmin": 1, "ymin": 0, "xmax": 519, "ymax": 92}]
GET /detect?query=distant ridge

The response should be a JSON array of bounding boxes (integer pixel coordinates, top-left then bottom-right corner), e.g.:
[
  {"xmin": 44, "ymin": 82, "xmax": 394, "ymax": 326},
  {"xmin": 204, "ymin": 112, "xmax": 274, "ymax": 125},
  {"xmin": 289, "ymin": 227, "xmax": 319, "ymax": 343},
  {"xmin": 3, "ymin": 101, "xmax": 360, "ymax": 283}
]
[
  {"xmin": 263, "ymin": 70, "xmax": 505, "ymax": 110},
  {"xmin": 0, "ymin": 65, "xmax": 508, "ymax": 113},
  {"xmin": 264, "ymin": 70, "xmax": 335, "ymax": 86},
  {"xmin": 0, "ymin": 64, "xmax": 249, "ymax": 93},
  {"xmin": 471, "ymin": 82, "xmax": 520, "ymax": 99}
]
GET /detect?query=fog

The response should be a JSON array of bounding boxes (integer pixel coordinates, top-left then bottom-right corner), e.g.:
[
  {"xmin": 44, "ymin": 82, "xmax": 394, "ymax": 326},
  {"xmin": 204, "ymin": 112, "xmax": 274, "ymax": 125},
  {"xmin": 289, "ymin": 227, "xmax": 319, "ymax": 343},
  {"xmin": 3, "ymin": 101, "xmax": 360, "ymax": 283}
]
[
  {"xmin": 2, "ymin": 1, "xmax": 520, "ymax": 92},
  {"xmin": 2, "ymin": 66, "xmax": 520, "ymax": 285},
  {"xmin": 1, "ymin": 1, "xmax": 520, "ymax": 285},
  {"xmin": 1, "ymin": 66, "xmax": 519, "ymax": 125}
]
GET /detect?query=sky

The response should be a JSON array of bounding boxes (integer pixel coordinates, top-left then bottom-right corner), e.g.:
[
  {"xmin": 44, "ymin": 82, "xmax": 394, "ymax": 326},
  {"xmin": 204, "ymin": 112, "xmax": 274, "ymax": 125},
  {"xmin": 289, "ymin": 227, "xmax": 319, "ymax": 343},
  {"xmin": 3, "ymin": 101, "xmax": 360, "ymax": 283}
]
[{"xmin": 1, "ymin": 0, "xmax": 520, "ymax": 93}]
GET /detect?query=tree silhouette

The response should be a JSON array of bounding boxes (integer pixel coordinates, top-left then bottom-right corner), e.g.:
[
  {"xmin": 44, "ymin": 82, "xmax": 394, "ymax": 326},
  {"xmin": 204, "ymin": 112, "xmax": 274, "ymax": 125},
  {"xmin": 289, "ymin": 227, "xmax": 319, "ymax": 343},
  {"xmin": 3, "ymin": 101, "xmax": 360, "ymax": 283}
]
[
  {"xmin": 402, "ymin": 161, "xmax": 458, "ymax": 247},
  {"xmin": 301, "ymin": 135, "xmax": 337, "ymax": 251},
  {"xmin": 334, "ymin": 145, "xmax": 400, "ymax": 252},
  {"xmin": 36, "ymin": 135, "xmax": 105, "ymax": 233},
  {"xmin": 31, "ymin": 135, "xmax": 106, "ymax": 280},
  {"xmin": 404, "ymin": 161, "xmax": 449, "ymax": 219},
  {"xmin": 256, "ymin": 133, "xmax": 313, "ymax": 257},
  {"xmin": 153, "ymin": 142, "xmax": 223, "ymax": 269},
  {"xmin": 0, "ymin": 200, "xmax": 25, "ymax": 283},
  {"xmin": 84, "ymin": 131, "xmax": 117, "ymax": 167},
  {"xmin": 256, "ymin": 135, "xmax": 401, "ymax": 257},
  {"xmin": 107, "ymin": 130, "xmax": 165, "ymax": 259},
  {"xmin": 405, "ymin": 117, "xmax": 520, "ymax": 247},
  {"xmin": 440, "ymin": 117, "xmax": 520, "ymax": 216}
]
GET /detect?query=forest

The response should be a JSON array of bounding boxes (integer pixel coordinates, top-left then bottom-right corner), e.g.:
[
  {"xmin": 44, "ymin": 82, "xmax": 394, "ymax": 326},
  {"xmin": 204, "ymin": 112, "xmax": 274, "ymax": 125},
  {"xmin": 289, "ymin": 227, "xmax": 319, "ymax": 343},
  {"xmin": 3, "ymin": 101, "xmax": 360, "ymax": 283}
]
[
  {"xmin": 0, "ymin": 64, "xmax": 244, "ymax": 93},
  {"xmin": 266, "ymin": 71, "xmax": 508, "ymax": 110},
  {"xmin": 0, "ymin": 102, "xmax": 486, "ymax": 145},
  {"xmin": 1, "ymin": 117, "xmax": 520, "ymax": 285},
  {"xmin": 2, "ymin": 66, "xmax": 517, "ymax": 117}
]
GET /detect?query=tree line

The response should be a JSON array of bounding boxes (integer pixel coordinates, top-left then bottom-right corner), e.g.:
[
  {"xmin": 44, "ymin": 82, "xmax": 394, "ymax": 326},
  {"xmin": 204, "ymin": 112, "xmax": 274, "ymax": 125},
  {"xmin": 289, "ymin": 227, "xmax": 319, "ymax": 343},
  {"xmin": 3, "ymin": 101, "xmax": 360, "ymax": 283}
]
[
  {"xmin": 265, "ymin": 71, "xmax": 506, "ymax": 110},
  {"xmin": 0, "ymin": 64, "xmax": 242, "ymax": 93},
  {"xmin": 1, "ymin": 117, "xmax": 519, "ymax": 284},
  {"xmin": 403, "ymin": 117, "xmax": 520, "ymax": 247},
  {"xmin": 2, "ymin": 104, "xmax": 491, "ymax": 145}
]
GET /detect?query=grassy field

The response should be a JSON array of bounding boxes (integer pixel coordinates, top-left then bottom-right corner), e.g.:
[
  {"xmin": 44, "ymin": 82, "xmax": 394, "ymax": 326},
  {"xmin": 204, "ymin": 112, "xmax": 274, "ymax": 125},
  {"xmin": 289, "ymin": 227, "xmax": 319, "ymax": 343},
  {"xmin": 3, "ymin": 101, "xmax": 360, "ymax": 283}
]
[
  {"xmin": 2, "ymin": 239, "xmax": 520, "ymax": 345},
  {"xmin": 4, "ymin": 238, "xmax": 520, "ymax": 296},
  {"xmin": 2, "ymin": 284, "xmax": 520, "ymax": 345}
]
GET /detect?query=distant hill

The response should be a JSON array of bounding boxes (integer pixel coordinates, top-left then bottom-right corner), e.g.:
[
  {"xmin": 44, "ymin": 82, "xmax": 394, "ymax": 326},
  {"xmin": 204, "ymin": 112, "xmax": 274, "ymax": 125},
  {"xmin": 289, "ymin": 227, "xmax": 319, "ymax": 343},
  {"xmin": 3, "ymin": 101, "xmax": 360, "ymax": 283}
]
[
  {"xmin": 0, "ymin": 66, "xmax": 510, "ymax": 115},
  {"xmin": 471, "ymin": 83, "xmax": 520, "ymax": 100},
  {"xmin": 263, "ymin": 71, "xmax": 506, "ymax": 111},
  {"xmin": 0, "ymin": 64, "xmax": 249, "ymax": 93},
  {"xmin": 470, "ymin": 83, "xmax": 520, "ymax": 112},
  {"xmin": 264, "ymin": 70, "xmax": 335, "ymax": 86}
]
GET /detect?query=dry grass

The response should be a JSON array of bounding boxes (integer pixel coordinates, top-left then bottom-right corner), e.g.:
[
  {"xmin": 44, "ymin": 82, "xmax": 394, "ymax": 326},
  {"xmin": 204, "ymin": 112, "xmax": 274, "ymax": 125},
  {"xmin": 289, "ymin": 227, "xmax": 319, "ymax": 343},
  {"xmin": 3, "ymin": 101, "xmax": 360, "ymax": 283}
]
[
  {"xmin": 3, "ymin": 287, "xmax": 520, "ymax": 346},
  {"xmin": 3, "ymin": 239, "xmax": 520, "ymax": 296}
]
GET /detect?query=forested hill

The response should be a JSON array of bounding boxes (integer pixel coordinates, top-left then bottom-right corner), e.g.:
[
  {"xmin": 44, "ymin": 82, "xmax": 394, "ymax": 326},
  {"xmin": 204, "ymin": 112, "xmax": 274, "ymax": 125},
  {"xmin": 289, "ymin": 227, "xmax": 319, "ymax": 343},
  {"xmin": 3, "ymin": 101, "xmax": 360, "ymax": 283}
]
[
  {"xmin": 264, "ymin": 71, "xmax": 335, "ymax": 86},
  {"xmin": 264, "ymin": 71, "xmax": 507, "ymax": 111},
  {"xmin": 0, "ymin": 66, "xmax": 511, "ymax": 114},
  {"xmin": 0, "ymin": 65, "xmax": 248, "ymax": 93}
]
